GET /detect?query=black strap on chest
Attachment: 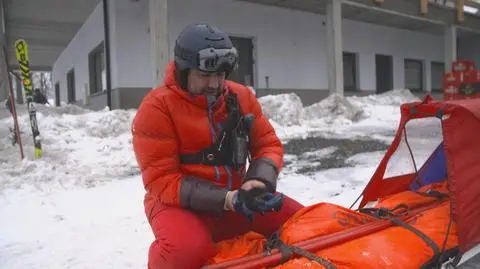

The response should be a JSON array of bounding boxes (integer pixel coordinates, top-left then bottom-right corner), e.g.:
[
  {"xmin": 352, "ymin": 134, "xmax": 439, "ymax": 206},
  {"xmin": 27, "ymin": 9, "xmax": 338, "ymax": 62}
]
[{"xmin": 179, "ymin": 93, "xmax": 250, "ymax": 170}]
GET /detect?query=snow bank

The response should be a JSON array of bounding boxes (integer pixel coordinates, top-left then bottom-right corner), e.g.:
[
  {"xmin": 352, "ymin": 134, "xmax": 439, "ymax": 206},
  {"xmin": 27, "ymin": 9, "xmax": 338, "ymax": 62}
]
[
  {"xmin": 259, "ymin": 89, "xmax": 421, "ymax": 141},
  {"xmin": 352, "ymin": 88, "xmax": 420, "ymax": 106},
  {"xmin": 0, "ymin": 104, "xmax": 139, "ymax": 191},
  {"xmin": 302, "ymin": 93, "xmax": 365, "ymax": 122},
  {"xmin": 258, "ymin": 93, "xmax": 303, "ymax": 126}
]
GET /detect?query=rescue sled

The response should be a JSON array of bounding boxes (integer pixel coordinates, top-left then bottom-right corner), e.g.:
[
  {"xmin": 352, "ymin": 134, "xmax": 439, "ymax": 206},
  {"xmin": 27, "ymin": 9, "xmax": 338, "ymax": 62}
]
[{"xmin": 203, "ymin": 95, "xmax": 480, "ymax": 269}]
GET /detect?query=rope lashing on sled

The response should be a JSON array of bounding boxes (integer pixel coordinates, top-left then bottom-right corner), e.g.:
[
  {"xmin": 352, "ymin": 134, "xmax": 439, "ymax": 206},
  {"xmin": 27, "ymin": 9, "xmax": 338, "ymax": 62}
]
[
  {"xmin": 359, "ymin": 203, "xmax": 409, "ymax": 218},
  {"xmin": 264, "ymin": 231, "xmax": 337, "ymax": 269},
  {"xmin": 414, "ymin": 189, "xmax": 449, "ymax": 199},
  {"xmin": 360, "ymin": 204, "xmax": 441, "ymax": 257},
  {"xmin": 403, "ymin": 126, "xmax": 419, "ymax": 176},
  {"xmin": 434, "ymin": 212, "xmax": 458, "ymax": 269}
]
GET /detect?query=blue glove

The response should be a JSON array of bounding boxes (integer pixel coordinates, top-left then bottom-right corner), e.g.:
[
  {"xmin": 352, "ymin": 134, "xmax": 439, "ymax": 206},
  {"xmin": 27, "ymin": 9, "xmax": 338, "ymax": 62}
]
[{"xmin": 232, "ymin": 187, "xmax": 284, "ymax": 221}]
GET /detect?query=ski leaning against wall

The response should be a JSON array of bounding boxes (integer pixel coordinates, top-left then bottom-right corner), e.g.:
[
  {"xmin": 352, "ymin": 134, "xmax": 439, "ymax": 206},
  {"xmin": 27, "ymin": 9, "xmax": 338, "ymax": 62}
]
[{"xmin": 15, "ymin": 39, "xmax": 42, "ymax": 159}]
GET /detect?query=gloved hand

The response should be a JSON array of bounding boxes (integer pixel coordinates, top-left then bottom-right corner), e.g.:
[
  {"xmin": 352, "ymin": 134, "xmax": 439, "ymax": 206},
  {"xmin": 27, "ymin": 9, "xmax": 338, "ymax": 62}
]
[{"xmin": 229, "ymin": 184, "xmax": 284, "ymax": 221}]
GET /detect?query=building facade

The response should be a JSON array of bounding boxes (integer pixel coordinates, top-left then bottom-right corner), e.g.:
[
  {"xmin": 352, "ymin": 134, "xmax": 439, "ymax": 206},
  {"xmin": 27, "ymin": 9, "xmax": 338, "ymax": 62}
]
[{"xmin": 51, "ymin": 0, "xmax": 480, "ymax": 109}]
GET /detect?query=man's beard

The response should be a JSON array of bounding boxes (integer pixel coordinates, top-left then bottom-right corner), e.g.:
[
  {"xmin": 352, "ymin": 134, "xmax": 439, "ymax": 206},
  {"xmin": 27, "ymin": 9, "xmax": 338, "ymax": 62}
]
[{"xmin": 202, "ymin": 87, "xmax": 221, "ymax": 96}]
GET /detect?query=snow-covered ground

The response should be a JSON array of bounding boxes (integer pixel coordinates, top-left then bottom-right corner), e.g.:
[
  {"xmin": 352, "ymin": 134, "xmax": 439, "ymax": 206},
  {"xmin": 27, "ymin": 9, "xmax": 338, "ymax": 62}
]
[{"xmin": 1, "ymin": 89, "xmax": 433, "ymax": 269}]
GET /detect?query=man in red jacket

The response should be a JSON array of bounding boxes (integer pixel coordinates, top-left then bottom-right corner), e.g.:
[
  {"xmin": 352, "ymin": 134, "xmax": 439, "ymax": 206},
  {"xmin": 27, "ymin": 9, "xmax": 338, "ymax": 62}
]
[{"xmin": 132, "ymin": 23, "xmax": 303, "ymax": 269}]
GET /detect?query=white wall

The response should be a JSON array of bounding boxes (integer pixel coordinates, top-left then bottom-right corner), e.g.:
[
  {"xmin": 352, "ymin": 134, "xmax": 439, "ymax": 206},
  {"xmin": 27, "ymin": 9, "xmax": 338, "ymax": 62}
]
[
  {"xmin": 342, "ymin": 20, "xmax": 444, "ymax": 90},
  {"xmin": 52, "ymin": 0, "xmax": 152, "ymax": 105},
  {"xmin": 109, "ymin": 0, "xmax": 152, "ymax": 88},
  {"xmin": 52, "ymin": 3, "xmax": 104, "ymax": 104},
  {"xmin": 168, "ymin": 0, "xmax": 445, "ymax": 91},
  {"xmin": 168, "ymin": 0, "xmax": 326, "ymax": 90}
]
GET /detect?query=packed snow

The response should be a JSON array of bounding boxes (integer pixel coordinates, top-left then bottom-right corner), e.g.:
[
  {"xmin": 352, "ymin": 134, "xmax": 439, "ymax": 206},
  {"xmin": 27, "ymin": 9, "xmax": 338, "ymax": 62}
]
[
  {"xmin": 258, "ymin": 93, "xmax": 304, "ymax": 126},
  {"xmin": 262, "ymin": 88, "xmax": 422, "ymax": 141},
  {"xmin": 1, "ymin": 89, "xmax": 438, "ymax": 269}
]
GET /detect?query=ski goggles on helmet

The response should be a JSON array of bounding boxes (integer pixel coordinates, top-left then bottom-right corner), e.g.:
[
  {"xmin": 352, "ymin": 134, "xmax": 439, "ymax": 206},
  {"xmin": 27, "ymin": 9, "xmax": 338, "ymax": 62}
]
[{"xmin": 197, "ymin": 47, "xmax": 238, "ymax": 73}]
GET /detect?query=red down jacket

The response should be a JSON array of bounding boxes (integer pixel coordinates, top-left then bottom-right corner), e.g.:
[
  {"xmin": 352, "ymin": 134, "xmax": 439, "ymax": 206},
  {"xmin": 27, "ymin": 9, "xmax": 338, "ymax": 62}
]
[{"xmin": 131, "ymin": 61, "xmax": 284, "ymax": 219}]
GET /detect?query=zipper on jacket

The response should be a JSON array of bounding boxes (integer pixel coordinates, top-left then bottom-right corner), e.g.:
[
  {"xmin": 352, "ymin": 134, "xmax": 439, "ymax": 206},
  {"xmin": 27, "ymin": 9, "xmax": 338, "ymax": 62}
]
[{"xmin": 207, "ymin": 104, "xmax": 221, "ymax": 181}]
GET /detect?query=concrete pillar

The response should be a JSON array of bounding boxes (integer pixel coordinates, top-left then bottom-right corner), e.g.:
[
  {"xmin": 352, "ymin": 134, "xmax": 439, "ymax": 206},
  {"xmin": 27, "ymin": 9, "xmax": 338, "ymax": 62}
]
[
  {"xmin": 149, "ymin": 0, "xmax": 170, "ymax": 88},
  {"xmin": 444, "ymin": 25, "xmax": 457, "ymax": 72},
  {"xmin": 326, "ymin": 0, "xmax": 344, "ymax": 96}
]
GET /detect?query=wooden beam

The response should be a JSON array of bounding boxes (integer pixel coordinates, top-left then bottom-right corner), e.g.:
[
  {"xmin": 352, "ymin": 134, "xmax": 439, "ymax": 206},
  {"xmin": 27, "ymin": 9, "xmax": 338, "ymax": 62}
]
[
  {"xmin": 457, "ymin": 0, "xmax": 465, "ymax": 22},
  {"xmin": 420, "ymin": 0, "xmax": 428, "ymax": 15}
]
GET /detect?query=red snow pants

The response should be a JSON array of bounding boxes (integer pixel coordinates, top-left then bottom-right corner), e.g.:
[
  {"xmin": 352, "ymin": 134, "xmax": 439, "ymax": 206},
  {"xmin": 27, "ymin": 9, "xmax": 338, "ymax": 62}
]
[{"xmin": 145, "ymin": 194, "xmax": 303, "ymax": 269}]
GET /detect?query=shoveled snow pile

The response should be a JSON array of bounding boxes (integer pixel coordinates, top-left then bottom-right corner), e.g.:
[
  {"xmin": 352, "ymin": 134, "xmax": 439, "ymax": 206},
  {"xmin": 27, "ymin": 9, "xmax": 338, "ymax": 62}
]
[
  {"xmin": 259, "ymin": 89, "xmax": 422, "ymax": 141},
  {"xmin": 350, "ymin": 88, "xmax": 421, "ymax": 106},
  {"xmin": 258, "ymin": 93, "xmax": 303, "ymax": 126},
  {"xmin": 302, "ymin": 93, "xmax": 365, "ymax": 122},
  {"xmin": 0, "ymin": 104, "xmax": 139, "ymax": 191}
]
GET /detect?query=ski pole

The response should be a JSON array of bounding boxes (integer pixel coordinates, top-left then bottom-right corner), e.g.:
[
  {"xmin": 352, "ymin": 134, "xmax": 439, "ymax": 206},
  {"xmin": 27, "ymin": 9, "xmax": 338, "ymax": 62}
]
[{"xmin": 2, "ymin": 46, "xmax": 24, "ymax": 159}]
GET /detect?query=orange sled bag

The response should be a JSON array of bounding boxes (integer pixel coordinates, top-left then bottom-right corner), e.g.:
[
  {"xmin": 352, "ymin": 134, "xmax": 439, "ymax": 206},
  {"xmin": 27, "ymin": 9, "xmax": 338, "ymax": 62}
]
[
  {"xmin": 276, "ymin": 201, "xmax": 457, "ymax": 269},
  {"xmin": 207, "ymin": 182, "xmax": 455, "ymax": 268}
]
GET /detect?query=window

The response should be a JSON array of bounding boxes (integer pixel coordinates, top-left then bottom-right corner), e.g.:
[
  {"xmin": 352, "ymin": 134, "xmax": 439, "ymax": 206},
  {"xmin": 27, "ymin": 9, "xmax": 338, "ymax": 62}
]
[
  {"xmin": 404, "ymin": 59, "xmax": 424, "ymax": 92},
  {"xmin": 375, "ymin": 54, "xmax": 394, "ymax": 94},
  {"xmin": 66, "ymin": 69, "xmax": 76, "ymax": 104},
  {"xmin": 343, "ymin": 52, "xmax": 358, "ymax": 91},
  {"xmin": 88, "ymin": 42, "xmax": 106, "ymax": 95},
  {"xmin": 229, "ymin": 36, "xmax": 254, "ymax": 86},
  {"xmin": 431, "ymin": 62, "xmax": 445, "ymax": 92},
  {"xmin": 55, "ymin": 82, "xmax": 60, "ymax": 107}
]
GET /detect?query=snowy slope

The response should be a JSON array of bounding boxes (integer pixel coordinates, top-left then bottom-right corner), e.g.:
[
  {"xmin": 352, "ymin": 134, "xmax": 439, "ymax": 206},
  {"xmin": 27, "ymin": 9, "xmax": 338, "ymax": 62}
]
[
  {"xmin": 0, "ymin": 104, "xmax": 139, "ymax": 191},
  {"xmin": 0, "ymin": 89, "xmax": 425, "ymax": 269}
]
